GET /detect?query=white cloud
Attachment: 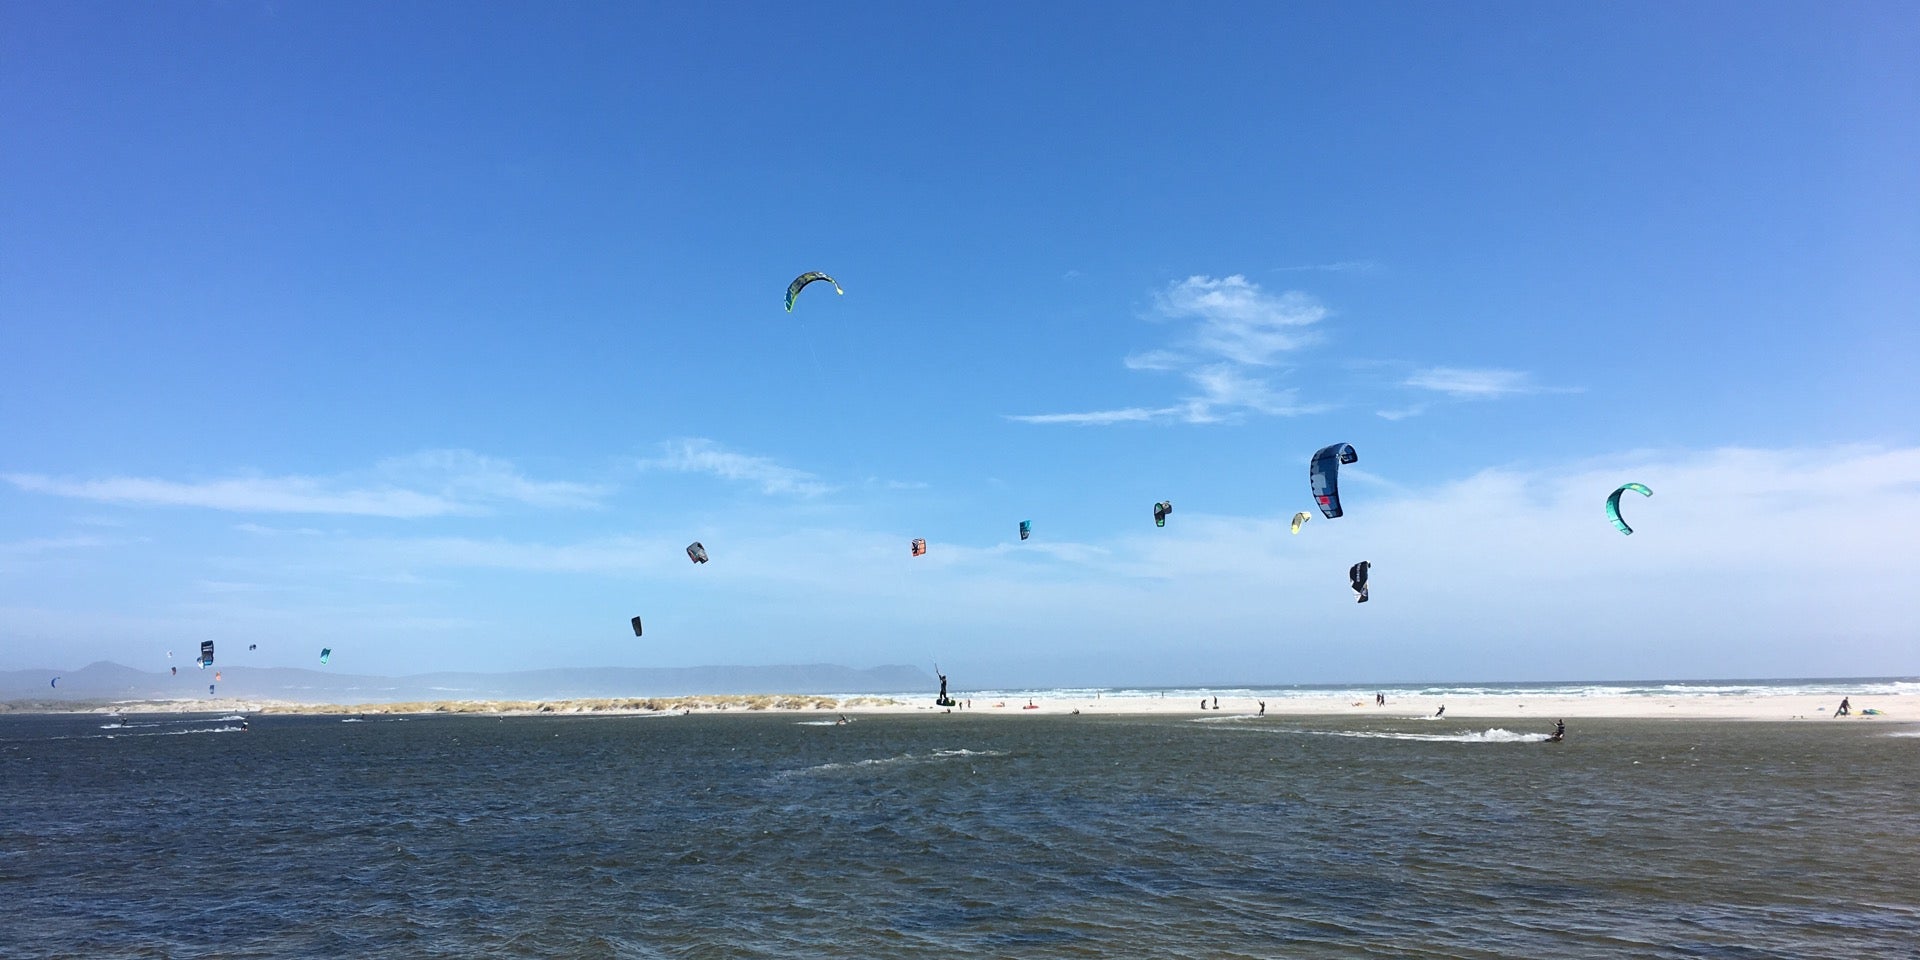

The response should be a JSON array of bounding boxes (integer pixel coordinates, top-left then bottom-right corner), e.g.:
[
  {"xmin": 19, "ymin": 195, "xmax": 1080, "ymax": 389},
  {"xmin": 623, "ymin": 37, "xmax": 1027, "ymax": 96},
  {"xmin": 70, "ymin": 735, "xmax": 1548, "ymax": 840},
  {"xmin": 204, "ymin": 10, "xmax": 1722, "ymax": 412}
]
[
  {"xmin": 1006, "ymin": 407, "xmax": 1173, "ymax": 426},
  {"xmin": 235, "ymin": 523, "xmax": 326, "ymax": 536},
  {"xmin": 3, "ymin": 450, "xmax": 606, "ymax": 517},
  {"xmin": 1275, "ymin": 259, "xmax": 1382, "ymax": 273},
  {"xmin": 0, "ymin": 535, "xmax": 108, "ymax": 555},
  {"xmin": 1156, "ymin": 274, "xmax": 1327, "ymax": 365},
  {"xmin": 1404, "ymin": 366, "xmax": 1539, "ymax": 398},
  {"xmin": 11, "ymin": 444, "xmax": 1912, "ymax": 684},
  {"xmin": 375, "ymin": 450, "xmax": 607, "ymax": 510},
  {"xmin": 1184, "ymin": 364, "xmax": 1320, "ymax": 418},
  {"xmin": 5, "ymin": 474, "xmax": 460, "ymax": 517},
  {"xmin": 640, "ymin": 438, "xmax": 834, "ymax": 497},
  {"xmin": 1014, "ymin": 274, "xmax": 1325, "ymax": 425}
]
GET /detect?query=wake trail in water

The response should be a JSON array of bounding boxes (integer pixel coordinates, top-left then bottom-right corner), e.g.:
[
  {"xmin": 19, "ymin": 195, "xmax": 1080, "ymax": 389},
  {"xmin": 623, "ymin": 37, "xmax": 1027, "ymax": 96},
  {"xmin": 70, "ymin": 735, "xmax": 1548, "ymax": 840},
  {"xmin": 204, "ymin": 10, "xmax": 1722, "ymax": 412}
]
[{"xmin": 1313, "ymin": 728, "xmax": 1551, "ymax": 744}]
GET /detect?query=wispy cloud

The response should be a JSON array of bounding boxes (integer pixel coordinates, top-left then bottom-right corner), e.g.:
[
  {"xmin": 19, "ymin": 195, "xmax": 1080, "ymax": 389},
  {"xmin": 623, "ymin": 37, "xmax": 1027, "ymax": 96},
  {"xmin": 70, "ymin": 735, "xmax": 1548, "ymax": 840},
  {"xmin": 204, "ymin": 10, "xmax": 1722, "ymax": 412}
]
[
  {"xmin": 1157, "ymin": 275, "xmax": 1327, "ymax": 364},
  {"xmin": 1374, "ymin": 366, "xmax": 1578, "ymax": 418},
  {"xmin": 5, "ymin": 474, "xmax": 459, "ymax": 517},
  {"xmin": 1006, "ymin": 406, "xmax": 1173, "ymax": 426},
  {"xmin": 0, "ymin": 535, "xmax": 109, "ymax": 555},
  {"xmin": 640, "ymin": 439, "xmax": 834, "ymax": 497},
  {"xmin": 235, "ymin": 523, "xmax": 326, "ymax": 537},
  {"xmin": 375, "ymin": 450, "xmax": 606, "ymax": 510},
  {"xmin": 3, "ymin": 450, "xmax": 607, "ymax": 517},
  {"xmin": 1404, "ymin": 366, "xmax": 1539, "ymax": 398},
  {"xmin": 1012, "ymin": 275, "xmax": 1326, "ymax": 426},
  {"xmin": 1275, "ymin": 259, "xmax": 1381, "ymax": 274}
]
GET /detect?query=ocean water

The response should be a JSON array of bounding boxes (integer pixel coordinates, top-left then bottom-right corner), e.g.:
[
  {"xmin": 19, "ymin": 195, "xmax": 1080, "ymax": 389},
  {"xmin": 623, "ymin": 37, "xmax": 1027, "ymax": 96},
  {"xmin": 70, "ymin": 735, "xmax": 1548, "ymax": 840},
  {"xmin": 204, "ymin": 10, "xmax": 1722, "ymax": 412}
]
[{"xmin": 3, "ymin": 711, "xmax": 1916, "ymax": 958}]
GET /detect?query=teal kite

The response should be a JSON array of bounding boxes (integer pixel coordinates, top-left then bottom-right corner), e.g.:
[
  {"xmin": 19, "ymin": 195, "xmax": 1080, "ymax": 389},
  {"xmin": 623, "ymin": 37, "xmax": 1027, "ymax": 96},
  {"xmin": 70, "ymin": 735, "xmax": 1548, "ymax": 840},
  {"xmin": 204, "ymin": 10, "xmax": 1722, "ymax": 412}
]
[
  {"xmin": 785, "ymin": 272, "xmax": 843, "ymax": 312},
  {"xmin": 1605, "ymin": 483, "xmax": 1653, "ymax": 535}
]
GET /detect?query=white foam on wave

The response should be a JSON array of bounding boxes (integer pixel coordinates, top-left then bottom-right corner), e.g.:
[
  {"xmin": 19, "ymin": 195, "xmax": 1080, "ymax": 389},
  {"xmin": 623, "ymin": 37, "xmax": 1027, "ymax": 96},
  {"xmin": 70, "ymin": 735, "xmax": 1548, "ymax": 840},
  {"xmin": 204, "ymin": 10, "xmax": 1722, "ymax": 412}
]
[
  {"xmin": 1189, "ymin": 713, "xmax": 1263, "ymax": 723},
  {"xmin": 1316, "ymin": 728, "xmax": 1551, "ymax": 744},
  {"xmin": 786, "ymin": 747, "xmax": 1007, "ymax": 777}
]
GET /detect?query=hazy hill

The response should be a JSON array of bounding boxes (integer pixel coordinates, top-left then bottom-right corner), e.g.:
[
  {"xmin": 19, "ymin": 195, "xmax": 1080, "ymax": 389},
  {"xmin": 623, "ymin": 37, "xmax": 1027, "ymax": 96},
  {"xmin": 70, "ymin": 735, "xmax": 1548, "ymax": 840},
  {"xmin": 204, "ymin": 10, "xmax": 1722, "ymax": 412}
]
[{"xmin": 3, "ymin": 661, "xmax": 935, "ymax": 706}]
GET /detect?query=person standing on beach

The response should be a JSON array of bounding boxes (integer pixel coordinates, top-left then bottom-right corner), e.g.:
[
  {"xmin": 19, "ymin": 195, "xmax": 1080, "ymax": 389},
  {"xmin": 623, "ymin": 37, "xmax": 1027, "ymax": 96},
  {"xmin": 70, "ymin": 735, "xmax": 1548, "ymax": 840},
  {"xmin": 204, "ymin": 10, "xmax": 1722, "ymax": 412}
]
[
  {"xmin": 1835, "ymin": 697, "xmax": 1851, "ymax": 717},
  {"xmin": 1258, "ymin": 700, "xmax": 1266, "ymax": 716},
  {"xmin": 1211, "ymin": 696, "xmax": 1218, "ymax": 710}
]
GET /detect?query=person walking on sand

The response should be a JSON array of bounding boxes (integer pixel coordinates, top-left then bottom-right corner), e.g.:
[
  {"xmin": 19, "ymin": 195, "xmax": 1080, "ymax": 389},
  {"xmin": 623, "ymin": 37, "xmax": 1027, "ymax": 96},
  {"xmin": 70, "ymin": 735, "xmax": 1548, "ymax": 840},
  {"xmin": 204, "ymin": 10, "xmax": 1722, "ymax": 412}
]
[{"xmin": 1834, "ymin": 697, "xmax": 1851, "ymax": 717}]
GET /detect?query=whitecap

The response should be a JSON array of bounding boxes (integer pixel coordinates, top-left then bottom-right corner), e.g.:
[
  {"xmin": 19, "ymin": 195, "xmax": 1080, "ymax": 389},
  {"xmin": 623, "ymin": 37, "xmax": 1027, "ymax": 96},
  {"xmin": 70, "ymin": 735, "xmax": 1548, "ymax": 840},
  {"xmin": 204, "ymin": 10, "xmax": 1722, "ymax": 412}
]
[{"xmin": 1314, "ymin": 728, "xmax": 1551, "ymax": 744}]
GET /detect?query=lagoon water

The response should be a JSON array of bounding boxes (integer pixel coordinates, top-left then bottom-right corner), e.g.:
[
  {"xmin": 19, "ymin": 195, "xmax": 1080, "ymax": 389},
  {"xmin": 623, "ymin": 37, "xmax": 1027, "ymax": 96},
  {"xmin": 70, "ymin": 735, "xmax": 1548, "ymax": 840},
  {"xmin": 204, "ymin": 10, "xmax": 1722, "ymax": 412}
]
[{"xmin": 4, "ymin": 710, "xmax": 1916, "ymax": 958}]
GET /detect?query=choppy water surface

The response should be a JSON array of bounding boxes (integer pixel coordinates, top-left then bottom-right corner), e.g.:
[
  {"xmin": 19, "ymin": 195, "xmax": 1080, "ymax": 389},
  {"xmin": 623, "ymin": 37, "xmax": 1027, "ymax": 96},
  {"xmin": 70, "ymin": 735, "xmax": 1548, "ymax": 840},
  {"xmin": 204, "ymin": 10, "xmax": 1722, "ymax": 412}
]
[{"xmin": 3, "ymin": 712, "xmax": 1915, "ymax": 958}]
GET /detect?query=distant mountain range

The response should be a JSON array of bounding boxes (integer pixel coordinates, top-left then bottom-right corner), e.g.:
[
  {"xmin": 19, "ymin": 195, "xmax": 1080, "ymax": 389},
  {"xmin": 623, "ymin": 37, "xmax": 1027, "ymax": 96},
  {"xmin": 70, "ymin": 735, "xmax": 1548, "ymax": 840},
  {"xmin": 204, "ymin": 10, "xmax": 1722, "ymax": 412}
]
[{"xmin": 2, "ymin": 661, "xmax": 936, "ymax": 706}]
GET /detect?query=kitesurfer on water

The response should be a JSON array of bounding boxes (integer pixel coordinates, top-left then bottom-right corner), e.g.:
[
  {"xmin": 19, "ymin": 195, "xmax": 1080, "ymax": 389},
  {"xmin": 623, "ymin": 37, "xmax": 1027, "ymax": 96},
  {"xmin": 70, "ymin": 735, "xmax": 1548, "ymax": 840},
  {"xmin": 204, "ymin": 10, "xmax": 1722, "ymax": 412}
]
[{"xmin": 1550, "ymin": 720, "xmax": 1565, "ymax": 742}]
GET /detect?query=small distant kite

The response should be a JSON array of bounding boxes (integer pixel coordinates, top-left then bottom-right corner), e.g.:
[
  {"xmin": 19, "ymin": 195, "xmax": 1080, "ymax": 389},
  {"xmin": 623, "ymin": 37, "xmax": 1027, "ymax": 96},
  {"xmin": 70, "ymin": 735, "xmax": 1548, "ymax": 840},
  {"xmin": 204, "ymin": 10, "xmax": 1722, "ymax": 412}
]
[
  {"xmin": 199, "ymin": 640, "xmax": 215, "ymax": 669},
  {"xmin": 785, "ymin": 272, "xmax": 843, "ymax": 312},
  {"xmin": 1019, "ymin": 520, "xmax": 1031, "ymax": 541},
  {"xmin": 248, "ymin": 644, "xmax": 257, "ymax": 651},
  {"xmin": 209, "ymin": 684, "xmax": 216, "ymax": 695},
  {"xmin": 1311, "ymin": 444, "xmax": 1358, "ymax": 519},
  {"xmin": 686, "ymin": 542, "xmax": 709, "ymax": 564},
  {"xmin": 50, "ymin": 677, "xmax": 59, "ymax": 688},
  {"xmin": 215, "ymin": 672, "xmax": 222, "ymax": 681},
  {"xmin": 911, "ymin": 538, "xmax": 927, "ymax": 557},
  {"xmin": 171, "ymin": 667, "xmax": 177, "ymax": 676},
  {"xmin": 1605, "ymin": 483, "xmax": 1653, "ymax": 535},
  {"xmin": 319, "ymin": 648, "xmax": 332, "ymax": 665},
  {"xmin": 1349, "ymin": 561, "xmax": 1371, "ymax": 604},
  {"xmin": 1290, "ymin": 512, "xmax": 1311, "ymax": 535},
  {"xmin": 1153, "ymin": 501, "xmax": 1173, "ymax": 528},
  {"xmin": 630, "ymin": 616, "xmax": 644, "ymax": 638}
]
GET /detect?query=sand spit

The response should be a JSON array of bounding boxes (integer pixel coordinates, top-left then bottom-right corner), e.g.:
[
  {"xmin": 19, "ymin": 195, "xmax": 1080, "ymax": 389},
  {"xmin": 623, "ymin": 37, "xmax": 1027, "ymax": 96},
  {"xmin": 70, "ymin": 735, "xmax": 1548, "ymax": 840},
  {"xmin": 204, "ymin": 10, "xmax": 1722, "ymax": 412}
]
[
  {"xmin": 8, "ymin": 692, "xmax": 1907, "ymax": 723},
  {"xmin": 260, "ymin": 694, "xmax": 904, "ymax": 716}
]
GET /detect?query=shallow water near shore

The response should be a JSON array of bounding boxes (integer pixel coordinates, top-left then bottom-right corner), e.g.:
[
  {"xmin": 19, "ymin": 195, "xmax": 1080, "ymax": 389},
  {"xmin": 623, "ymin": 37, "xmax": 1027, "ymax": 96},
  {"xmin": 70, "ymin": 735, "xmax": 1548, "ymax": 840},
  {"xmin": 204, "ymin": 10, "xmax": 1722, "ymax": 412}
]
[{"xmin": 4, "ymin": 712, "xmax": 1916, "ymax": 958}]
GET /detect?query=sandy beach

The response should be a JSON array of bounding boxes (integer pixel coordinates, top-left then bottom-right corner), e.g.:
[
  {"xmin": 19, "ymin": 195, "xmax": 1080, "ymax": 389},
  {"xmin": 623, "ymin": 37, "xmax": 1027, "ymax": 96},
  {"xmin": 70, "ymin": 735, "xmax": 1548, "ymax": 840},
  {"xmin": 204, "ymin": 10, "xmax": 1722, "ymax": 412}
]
[{"xmin": 59, "ymin": 689, "xmax": 1908, "ymax": 723}]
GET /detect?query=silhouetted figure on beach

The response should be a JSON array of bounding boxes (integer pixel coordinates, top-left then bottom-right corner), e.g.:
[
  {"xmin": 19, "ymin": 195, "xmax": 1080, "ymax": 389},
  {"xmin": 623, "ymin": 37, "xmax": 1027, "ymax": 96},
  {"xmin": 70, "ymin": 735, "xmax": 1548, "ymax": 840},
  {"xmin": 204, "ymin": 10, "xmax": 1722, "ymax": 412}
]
[
  {"xmin": 1376, "ymin": 692, "xmax": 1385, "ymax": 706},
  {"xmin": 1258, "ymin": 700, "xmax": 1266, "ymax": 716},
  {"xmin": 1211, "ymin": 696, "xmax": 1218, "ymax": 710},
  {"xmin": 1435, "ymin": 705, "xmax": 1445, "ymax": 718},
  {"xmin": 1835, "ymin": 697, "xmax": 1851, "ymax": 717},
  {"xmin": 1200, "ymin": 698, "xmax": 1207, "ymax": 710}
]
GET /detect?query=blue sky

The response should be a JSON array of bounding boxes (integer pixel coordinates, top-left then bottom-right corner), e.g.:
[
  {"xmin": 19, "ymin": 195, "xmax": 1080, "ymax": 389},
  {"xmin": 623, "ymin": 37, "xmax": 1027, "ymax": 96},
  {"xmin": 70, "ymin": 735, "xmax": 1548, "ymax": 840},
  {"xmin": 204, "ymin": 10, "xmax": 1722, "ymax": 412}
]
[{"xmin": 3, "ymin": 2, "xmax": 1916, "ymax": 686}]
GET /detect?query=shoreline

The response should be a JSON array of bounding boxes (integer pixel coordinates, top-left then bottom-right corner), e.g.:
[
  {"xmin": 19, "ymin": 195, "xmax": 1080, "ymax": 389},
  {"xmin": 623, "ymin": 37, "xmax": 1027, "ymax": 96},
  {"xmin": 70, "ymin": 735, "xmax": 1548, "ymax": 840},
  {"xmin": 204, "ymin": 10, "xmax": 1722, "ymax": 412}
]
[{"xmin": 7, "ymin": 691, "xmax": 1907, "ymax": 723}]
